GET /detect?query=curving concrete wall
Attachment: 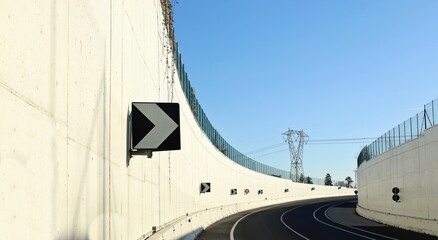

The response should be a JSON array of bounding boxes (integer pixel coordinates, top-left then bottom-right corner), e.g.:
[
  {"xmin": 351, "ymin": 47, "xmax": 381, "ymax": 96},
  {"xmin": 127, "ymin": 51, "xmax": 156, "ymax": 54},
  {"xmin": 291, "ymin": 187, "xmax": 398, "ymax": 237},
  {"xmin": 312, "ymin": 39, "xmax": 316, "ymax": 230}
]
[
  {"xmin": 0, "ymin": 1, "xmax": 354, "ymax": 239},
  {"xmin": 357, "ymin": 125, "xmax": 438, "ymax": 236}
]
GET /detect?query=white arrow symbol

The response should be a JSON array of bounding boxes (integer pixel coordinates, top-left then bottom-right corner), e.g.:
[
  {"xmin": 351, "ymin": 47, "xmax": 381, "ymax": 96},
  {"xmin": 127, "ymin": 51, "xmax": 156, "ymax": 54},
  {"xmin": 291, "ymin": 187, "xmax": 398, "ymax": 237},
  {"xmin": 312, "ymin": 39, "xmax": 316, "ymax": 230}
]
[
  {"xmin": 201, "ymin": 183, "xmax": 210, "ymax": 193},
  {"xmin": 134, "ymin": 104, "xmax": 178, "ymax": 149}
]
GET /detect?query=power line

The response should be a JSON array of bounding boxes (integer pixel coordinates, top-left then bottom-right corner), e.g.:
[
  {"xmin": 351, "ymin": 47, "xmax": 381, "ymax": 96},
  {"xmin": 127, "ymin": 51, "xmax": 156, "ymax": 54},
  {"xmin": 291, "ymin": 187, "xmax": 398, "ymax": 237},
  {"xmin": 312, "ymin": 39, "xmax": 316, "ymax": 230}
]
[
  {"xmin": 251, "ymin": 148, "xmax": 288, "ymax": 159},
  {"xmin": 308, "ymin": 137, "xmax": 377, "ymax": 142},
  {"xmin": 308, "ymin": 141, "xmax": 371, "ymax": 145},
  {"xmin": 246, "ymin": 137, "xmax": 376, "ymax": 156},
  {"xmin": 245, "ymin": 142, "xmax": 284, "ymax": 155}
]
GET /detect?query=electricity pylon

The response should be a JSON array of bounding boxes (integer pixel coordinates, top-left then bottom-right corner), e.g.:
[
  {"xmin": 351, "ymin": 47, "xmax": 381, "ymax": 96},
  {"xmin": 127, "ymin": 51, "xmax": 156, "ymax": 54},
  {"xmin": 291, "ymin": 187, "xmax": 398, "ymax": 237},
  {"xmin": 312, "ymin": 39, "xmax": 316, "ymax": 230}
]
[{"xmin": 283, "ymin": 129, "xmax": 309, "ymax": 182}]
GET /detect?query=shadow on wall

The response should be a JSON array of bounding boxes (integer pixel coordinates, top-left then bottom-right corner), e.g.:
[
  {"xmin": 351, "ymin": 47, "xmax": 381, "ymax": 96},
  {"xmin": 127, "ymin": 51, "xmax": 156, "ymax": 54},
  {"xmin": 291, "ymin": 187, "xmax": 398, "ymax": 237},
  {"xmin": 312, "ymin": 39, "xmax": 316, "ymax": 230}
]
[
  {"xmin": 70, "ymin": 49, "xmax": 107, "ymax": 239},
  {"xmin": 126, "ymin": 110, "xmax": 131, "ymax": 167},
  {"xmin": 176, "ymin": 227, "xmax": 204, "ymax": 240},
  {"xmin": 57, "ymin": 237, "xmax": 89, "ymax": 240}
]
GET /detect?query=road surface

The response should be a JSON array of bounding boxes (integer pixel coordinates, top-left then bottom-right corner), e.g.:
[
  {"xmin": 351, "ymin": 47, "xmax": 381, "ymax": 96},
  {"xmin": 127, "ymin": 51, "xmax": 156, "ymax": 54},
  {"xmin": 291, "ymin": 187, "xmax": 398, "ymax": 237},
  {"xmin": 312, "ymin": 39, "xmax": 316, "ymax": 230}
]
[{"xmin": 197, "ymin": 196, "xmax": 436, "ymax": 240}]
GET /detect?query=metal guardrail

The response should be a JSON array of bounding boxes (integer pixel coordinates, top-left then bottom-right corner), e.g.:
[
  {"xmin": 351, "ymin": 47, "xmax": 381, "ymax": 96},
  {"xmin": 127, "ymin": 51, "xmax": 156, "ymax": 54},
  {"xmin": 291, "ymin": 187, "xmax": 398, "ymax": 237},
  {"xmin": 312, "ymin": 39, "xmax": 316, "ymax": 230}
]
[{"xmin": 357, "ymin": 98, "xmax": 437, "ymax": 166}]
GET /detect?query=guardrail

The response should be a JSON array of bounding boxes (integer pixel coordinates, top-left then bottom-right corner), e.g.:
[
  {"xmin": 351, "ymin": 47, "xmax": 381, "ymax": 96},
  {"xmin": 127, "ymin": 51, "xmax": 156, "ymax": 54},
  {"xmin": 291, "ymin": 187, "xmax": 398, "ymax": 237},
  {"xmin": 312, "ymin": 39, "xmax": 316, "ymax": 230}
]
[{"xmin": 357, "ymin": 98, "xmax": 437, "ymax": 166}]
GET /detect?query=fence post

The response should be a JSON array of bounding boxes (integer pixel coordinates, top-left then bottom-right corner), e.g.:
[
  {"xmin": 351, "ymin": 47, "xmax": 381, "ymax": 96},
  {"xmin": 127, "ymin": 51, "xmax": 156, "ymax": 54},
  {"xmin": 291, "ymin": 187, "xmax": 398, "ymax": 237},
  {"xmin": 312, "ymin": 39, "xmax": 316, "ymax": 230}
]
[
  {"xmin": 417, "ymin": 113, "xmax": 419, "ymax": 136},
  {"xmin": 424, "ymin": 105, "xmax": 427, "ymax": 130},
  {"xmin": 404, "ymin": 121, "xmax": 407, "ymax": 143},
  {"xmin": 410, "ymin": 117, "xmax": 413, "ymax": 140},
  {"xmin": 390, "ymin": 129, "xmax": 392, "ymax": 148},
  {"xmin": 397, "ymin": 125, "xmax": 399, "ymax": 146}
]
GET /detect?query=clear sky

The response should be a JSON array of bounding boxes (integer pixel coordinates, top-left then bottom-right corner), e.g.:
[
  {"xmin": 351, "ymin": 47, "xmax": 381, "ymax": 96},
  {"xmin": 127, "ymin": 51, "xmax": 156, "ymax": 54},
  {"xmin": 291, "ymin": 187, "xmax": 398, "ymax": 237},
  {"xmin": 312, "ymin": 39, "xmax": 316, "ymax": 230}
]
[{"xmin": 172, "ymin": 1, "xmax": 438, "ymax": 183}]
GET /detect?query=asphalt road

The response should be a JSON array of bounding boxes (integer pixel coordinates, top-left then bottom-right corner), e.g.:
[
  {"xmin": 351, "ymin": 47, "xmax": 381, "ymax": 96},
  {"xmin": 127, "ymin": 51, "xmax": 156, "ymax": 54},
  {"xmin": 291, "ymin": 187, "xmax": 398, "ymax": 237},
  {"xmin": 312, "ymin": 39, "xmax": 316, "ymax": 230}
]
[{"xmin": 197, "ymin": 196, "xmax": 437, "ymax": 240}]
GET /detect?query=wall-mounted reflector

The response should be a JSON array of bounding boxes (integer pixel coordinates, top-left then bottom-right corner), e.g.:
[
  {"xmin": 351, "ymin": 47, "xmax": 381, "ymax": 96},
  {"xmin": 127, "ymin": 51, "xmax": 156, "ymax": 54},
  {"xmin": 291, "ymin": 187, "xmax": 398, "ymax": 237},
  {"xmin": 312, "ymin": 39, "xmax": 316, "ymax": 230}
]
[{"xmin": 392, "ymin": 187, "xmax": 400, "ymax": 202}]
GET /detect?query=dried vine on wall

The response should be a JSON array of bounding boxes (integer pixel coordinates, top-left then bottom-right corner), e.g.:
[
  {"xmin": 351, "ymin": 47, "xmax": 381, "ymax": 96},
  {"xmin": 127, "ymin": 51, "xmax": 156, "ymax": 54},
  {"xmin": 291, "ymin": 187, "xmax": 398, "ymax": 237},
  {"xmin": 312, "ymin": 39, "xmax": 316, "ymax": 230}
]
[
  {"xmin": 161, "ymin": 0, "xmax": 178, "ymax": 204},
  {"xmin": 160, "ymin": 0, "xmax": 176, "ymax": 50}
]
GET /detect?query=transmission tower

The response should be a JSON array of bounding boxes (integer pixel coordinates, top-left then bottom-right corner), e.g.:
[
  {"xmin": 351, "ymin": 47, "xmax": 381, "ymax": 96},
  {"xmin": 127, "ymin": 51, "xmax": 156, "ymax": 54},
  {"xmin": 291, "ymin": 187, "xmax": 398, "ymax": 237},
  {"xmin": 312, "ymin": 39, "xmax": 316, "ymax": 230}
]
[{"xmin": 282, "ymin": 129, "xmax": 309, "ymax": 182}]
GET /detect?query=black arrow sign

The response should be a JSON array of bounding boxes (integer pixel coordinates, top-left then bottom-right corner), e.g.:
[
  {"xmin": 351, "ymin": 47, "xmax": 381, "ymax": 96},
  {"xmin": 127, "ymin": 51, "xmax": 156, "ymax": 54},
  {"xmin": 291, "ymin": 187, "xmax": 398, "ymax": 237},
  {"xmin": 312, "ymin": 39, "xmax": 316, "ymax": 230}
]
[
  {"xmin": 231, "ymin": 189, "xmax": 237, "ymax": 195},
  {"xmin": 200, "ymin": 182, "xmax": 211, "ymax": 193},
  {"xmin": 132, "ymin": 103, "xmax": 180, "ymax": 151}
]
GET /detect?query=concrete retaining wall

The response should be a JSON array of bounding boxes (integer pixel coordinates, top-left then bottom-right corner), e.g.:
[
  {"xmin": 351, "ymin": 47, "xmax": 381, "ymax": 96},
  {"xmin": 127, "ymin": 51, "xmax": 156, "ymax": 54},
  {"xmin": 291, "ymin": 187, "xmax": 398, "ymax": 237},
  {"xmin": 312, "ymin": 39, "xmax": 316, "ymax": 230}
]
[
  {"xmin": 0, "ymin": 1, "xmax": 354, "ymax": 239},
  {"xmin": 357, "ymin": 125, "xmax": 438, "ymax": 236}
]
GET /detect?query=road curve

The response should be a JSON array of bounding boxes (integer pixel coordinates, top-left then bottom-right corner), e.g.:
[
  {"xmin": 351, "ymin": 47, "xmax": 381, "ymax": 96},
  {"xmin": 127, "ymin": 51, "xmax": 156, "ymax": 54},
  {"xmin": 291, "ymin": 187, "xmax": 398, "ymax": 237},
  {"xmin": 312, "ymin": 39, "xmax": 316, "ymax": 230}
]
[{"xmin": 197, "ymin": 196, "xmax": 436, "ymax": 240}]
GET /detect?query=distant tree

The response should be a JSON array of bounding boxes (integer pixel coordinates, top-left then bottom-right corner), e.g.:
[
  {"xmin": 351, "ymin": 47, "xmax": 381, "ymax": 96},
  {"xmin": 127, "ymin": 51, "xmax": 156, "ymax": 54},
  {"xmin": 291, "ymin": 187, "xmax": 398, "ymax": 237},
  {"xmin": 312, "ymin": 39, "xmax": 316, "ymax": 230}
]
[
  {"xmin": 299, "ymin": 174, "xmax": 305, "ymax": 183},
  {"xmin": 345, "ymin": 176, "xmax": 354, "ymax": 188},
  {"xmin": 306, "ymin": 176, "xmax": 313, "ymax": 184},
  {"xmin": 324, "ymin": 173, "xmax": 333, "ymax": 186}
]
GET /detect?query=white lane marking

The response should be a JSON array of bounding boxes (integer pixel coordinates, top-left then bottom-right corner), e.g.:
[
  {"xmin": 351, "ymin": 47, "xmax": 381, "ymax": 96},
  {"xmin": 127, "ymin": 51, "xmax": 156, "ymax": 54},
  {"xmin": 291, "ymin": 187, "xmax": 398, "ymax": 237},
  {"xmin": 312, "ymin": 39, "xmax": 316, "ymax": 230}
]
[
  {"xmin": 313, "ymin": 202, "xmax": 377, "ymax": 240},
  {"xmin": 280, "ymin": 206, "xmax": 310, "ymax": 240},
  {"xmin": 230, "ymin": 208, "xmax": 270, "ymax": 240},
  {"xmin": 324, "ymin": 201, "xmax": 399, "ymax": 240}
]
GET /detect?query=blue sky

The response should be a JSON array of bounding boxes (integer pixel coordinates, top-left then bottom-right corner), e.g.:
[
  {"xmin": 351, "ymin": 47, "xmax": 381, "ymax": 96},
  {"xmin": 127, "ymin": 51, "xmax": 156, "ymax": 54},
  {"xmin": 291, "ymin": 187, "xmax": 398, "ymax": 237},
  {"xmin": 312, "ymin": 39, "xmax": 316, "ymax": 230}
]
[{"xmin": 173, "ymin": 1, "xmax": 438, "ymax": 182}]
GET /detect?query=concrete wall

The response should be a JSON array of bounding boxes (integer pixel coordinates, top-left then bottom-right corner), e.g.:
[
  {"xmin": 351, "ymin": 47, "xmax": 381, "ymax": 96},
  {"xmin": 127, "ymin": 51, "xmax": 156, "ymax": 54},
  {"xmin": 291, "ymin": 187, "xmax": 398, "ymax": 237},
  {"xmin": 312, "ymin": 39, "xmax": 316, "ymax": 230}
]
[
  {"xmin": 0, "ymin": 1, "xmax": 354, "ymax": 239},
  {"xmin": 357, "ymin": 125, "xmax": 438, "ymax": 236}
]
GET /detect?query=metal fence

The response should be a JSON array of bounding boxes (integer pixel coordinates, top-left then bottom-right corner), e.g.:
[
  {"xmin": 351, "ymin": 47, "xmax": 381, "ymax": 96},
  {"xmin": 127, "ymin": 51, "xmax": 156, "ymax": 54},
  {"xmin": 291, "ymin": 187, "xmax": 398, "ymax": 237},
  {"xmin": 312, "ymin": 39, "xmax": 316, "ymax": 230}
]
[
  {"xmin": 173, "ymin": 44, "xmax": 291, "ymax": 179},
  {"xmin": 173, "ymin": 44, "xmax": 337, "ymax": 184},
  {"xmin": 357, "ymin": 98, "xmax": 437, "ymax": 166}
]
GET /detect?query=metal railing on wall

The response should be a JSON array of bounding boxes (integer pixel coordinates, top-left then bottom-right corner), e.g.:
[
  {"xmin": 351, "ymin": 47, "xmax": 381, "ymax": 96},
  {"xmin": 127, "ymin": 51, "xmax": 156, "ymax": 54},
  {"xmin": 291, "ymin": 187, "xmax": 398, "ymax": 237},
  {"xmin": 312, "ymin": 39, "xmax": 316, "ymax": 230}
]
[
  {"xmin": 357, "ymin": 98, "xmax": 437, "ymax": 166},
  {"xmin": 173, "ymin": 43, "xmax": 294, "ymax": 180}
]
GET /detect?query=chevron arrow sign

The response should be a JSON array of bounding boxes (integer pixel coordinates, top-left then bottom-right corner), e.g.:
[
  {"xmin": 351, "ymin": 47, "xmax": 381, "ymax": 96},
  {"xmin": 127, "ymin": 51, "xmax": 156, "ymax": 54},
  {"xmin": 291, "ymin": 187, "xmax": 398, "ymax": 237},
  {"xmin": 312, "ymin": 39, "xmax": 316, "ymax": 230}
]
[
  {"xmin": 131, "ymin": 102, "xmax": 180, "ymax": 151},
  {"xmin": 230, "ymin": 189, "xmax": 237, "ymax": 195},
  {"xmin": 200, "ymin": 182, "xmax": 211, "ymax": 193}
]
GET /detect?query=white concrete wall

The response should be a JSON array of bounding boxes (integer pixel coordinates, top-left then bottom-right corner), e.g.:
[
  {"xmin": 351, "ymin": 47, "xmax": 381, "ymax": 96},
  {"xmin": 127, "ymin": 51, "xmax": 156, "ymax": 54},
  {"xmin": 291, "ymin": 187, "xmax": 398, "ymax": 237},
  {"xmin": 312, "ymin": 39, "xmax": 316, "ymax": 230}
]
[
  {"xmin": 357, "ymin": 125, "xmax": 438, "ymax": 236},
  {"xmin": 0, "ymin": 1, "xmax": 354, "ymax": 239}
]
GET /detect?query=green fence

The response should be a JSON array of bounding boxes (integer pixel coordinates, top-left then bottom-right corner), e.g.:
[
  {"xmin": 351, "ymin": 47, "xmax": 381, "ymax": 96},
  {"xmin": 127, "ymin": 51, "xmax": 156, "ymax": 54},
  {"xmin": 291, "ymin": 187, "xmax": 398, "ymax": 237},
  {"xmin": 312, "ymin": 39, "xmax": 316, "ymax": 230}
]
[
  {"xmin": 357, "ymin": 98, "xmax": 437, "ymax": 166},
  {"xmin": 173, "ymin": 44, "xmax": 293, "ymax": 179}
]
